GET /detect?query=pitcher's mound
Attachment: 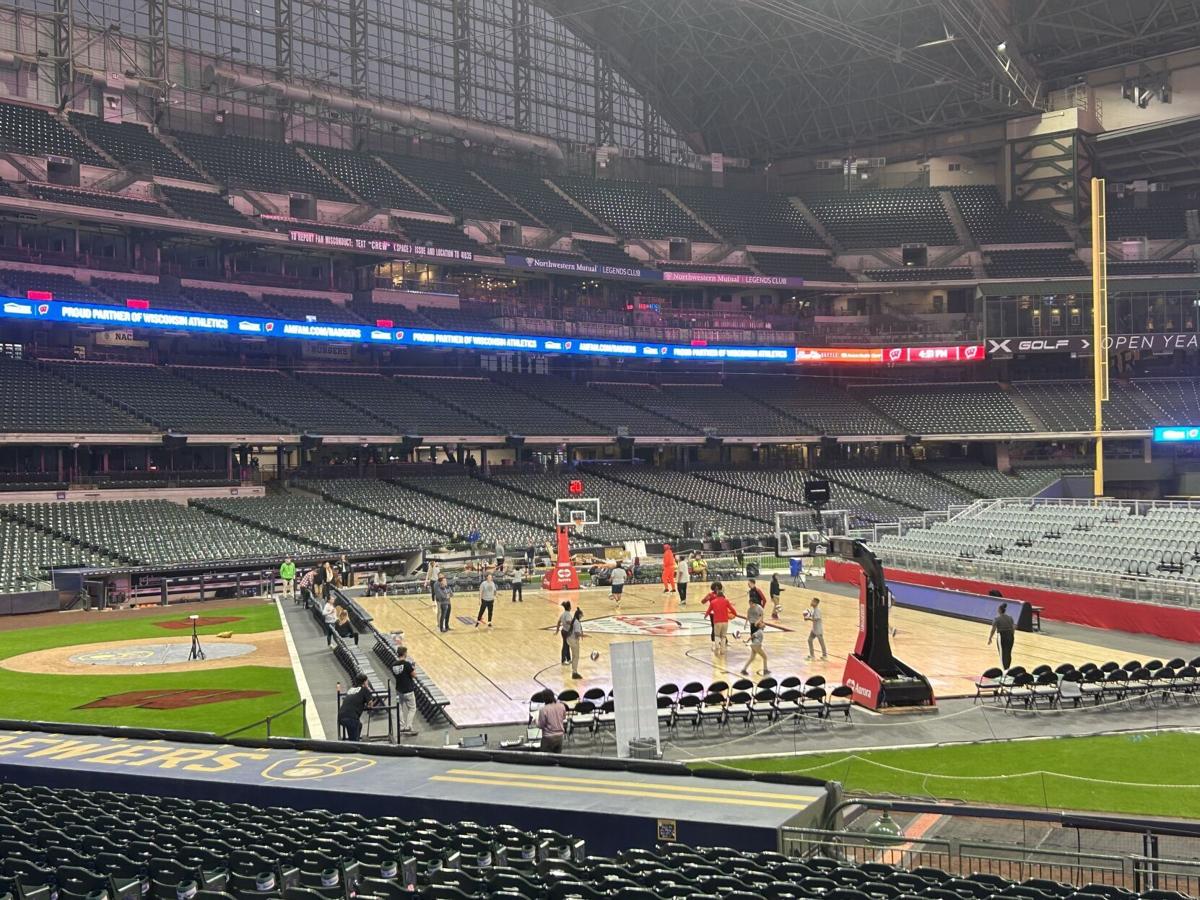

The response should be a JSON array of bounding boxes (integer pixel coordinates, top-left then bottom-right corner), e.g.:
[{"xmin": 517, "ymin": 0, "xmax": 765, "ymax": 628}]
[{"xmin": 69, "ymin": 642, "xmax": 257, "ymax": 667}]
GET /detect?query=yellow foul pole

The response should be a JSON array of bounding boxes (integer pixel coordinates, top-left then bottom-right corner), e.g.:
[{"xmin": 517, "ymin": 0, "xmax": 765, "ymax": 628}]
[{"xmin": 1090, "ymin": 177, "xmax": 1109, "ymax": 498}]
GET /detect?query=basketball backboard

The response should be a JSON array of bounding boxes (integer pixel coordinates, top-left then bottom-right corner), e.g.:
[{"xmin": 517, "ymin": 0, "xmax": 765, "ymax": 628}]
[{"xmin": 555, "ymin": 497, "xmax": 601, "ymax": 527}]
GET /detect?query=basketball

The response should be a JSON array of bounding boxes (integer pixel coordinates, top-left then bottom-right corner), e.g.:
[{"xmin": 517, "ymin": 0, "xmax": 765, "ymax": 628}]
[{"xmin": 590, "ymin": 650, "xmax": 600, "ymax": 661}]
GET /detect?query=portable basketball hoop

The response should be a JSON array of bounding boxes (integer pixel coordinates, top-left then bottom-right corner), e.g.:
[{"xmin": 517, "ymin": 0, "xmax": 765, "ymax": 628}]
[{"xmin": 544, "ymin": 497, "xmax": 601, "ymax": 591}]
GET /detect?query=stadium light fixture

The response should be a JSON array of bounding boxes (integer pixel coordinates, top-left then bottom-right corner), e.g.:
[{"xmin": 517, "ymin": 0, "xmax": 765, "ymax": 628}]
[{"xmin": 996, "ymin": 40, "xmax": 1006, "ymax": 53}]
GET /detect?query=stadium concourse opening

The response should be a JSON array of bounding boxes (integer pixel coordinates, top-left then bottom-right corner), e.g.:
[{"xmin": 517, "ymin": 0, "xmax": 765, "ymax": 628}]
[{"xmin": 7, "ymin": 0, "xmax": 1200, "ymax": 891}]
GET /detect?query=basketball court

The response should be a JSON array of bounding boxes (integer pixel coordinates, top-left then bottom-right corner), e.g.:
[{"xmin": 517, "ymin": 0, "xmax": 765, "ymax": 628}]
[{"xmin": 357, "ymin": 580, "xmax": 1157, "ymax": 728}]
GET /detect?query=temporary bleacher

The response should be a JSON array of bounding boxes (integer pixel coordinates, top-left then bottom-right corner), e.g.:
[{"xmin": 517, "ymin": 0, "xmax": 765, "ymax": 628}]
[
  {"xmin": 804, "ymin": 188, "xmax": 957, "ymax": 248},
  {"xmin": 0, "ymin": 102, "xmax": 107, "ymax": 165},
  {"xmin": 170, "ymin": 131, "xmax": 352, "ymax": 202},
  {"xmin": 67, "ymin": 114, "xmax": 203, "ymax": 180},
  {"xmin": 553, "ymin": 176, "xmax": 711, "ymax": 241}
]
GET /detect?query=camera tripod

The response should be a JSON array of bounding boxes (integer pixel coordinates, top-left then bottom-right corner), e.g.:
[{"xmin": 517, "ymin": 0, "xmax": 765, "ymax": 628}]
[{"xmin": 188, "ymin": 618, "xmax": 206, "ymax": 661}]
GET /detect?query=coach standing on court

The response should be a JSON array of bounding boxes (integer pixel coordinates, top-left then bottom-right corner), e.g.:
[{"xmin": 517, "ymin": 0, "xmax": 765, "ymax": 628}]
[{"xmin": 988, "ymin": 601, "xmax": 1016, "ymax": 669}]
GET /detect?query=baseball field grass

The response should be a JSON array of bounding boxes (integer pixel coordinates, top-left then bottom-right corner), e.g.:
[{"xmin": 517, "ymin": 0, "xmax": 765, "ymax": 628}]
[
  {"xmin": 0, "ymin": 603, "xmax": 304, "ymax": 738},
  {"xmin": 696, "ymin": 731, "xmax": 1200, "ymax": 819}
]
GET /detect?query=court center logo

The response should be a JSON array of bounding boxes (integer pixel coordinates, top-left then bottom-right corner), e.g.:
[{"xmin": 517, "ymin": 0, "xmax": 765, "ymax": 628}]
[
  {"xmin": 261, "ymin": 755, "xmax": 376, "ymax": 782},
  {"xmin": 582, "ymin": 612, "xmax": 790, "ymax": 637}
]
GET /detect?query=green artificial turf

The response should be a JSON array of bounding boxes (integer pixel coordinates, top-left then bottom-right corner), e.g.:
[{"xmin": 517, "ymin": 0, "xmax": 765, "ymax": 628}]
[
  {"xmin": 0, "ymin": 603, "xmax": 304, "ymax": 738},
  {"xmin": 696, "ymin": 731, "xmax": 1200, "ymax": 819}
]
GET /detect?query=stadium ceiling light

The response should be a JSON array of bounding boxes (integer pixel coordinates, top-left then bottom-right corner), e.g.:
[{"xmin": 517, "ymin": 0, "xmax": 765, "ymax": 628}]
[{"xmin": 996, "ymin": 40, "xmax": 1007, "ymax": 53}]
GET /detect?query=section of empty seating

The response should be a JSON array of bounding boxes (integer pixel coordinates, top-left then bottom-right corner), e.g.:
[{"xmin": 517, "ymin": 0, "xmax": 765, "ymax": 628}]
[
  {"xmin": 922, "ymin": 463, "xmax": 1091, "ymax": 498},
  {"xmin": 493, "ymin": 470, "xmax": 770, "ymax": 539},
  {"xmin": 572, "ymin": 240, "xmax": 643, "ymax": 268},
  {"xmin": 949, "ymin": 186, "xmax": 1069, "ymax": 244},
  {"xmin": 877, "ymin": 502, "xmax": 1200, "ymax": 585},
  {"xmin": 4, "ymin": 780, "xmax": 1189, "ymax": 900},
  {"xmin": 377, "ymin": 154, "xmax": 534, "ymax": 223},
  {"xmin": 67, "ymin": 114, "xmax": 202, "ymax": 180},
  {"xmin": 195, "ymin": 494, "xmax": 432, "ymax": 552},
  {"xmin": 698, "ymin": 468, "xmax": 917, "ymax": 526},
  {"xmin": 186, "ymin": 286, "xmax": 277, "ymax": 316},
  {"xmin": 302, "ymin": 477, "xmax": 541, "ymax": 547},
  {"xmin": 171, "ymin": 131, "xmax": 351, "ymax": 201},
  {"xmin": 497, "ymin": 244, "xmax": 590, "ymax": 266},
  {"xmin": 476, "ymin": 166, "xmax": 600, "ymax": 232},
  {"xmin": 5, "ymin": 498, "xmax": 308, "ymax": 565},
  {"xmin": 978, "ymin": 657, "xmax": 1200, "ymax": 709},
  {"xmin": 91, "ymin": 277, "xmax": 202, "ymax": 309},
  {"xmin": 300, "ymin": 146, "xmax": 441, "ymax": 214},
  {"xmin": 864, "ymin": 266, "xmax": 974, "ymax": 282},
  {"xmin": 1013, "ymin": 381, "xmax": 1154, "ymax": 431},
  {"xmin": 553, "ymin": 176, "xmax": 711, "ymax": 240},
  {"xmin": 0, "ymin": 514, "xmax": 117, "ymax": 593},
  {"xmin": 352, "ymin": 303, "xmax": 438, "ymax": 327},
  {"xmin": 816, "ymin": 465, "xmax": 972, "ymax": 513},
  {"xmin": 26, "ymin": 183, "xmax": 168, "ymax": 217},
  {"xmin": 0, "ymin": 102, "xmax": 107, "ymax": 165},
  {"xmin": 860, "ymin": 383, "xmax": 1034, "ymax": 434},
  {"xmin": 411, "ymin": 376, "xmax": 607, "ymax": 436},
  {"xmin": 0, "ymin": 357, "xmax": 154, "ymax": 433},
  {"xmin": 158, "ymin": 185, "xmax": 257, "ymax": 228},
  {"xmin": 503, "ymin": 376, "xmax": 696, "ymax": 435},
  {"xmin": 590, "ymin": 467, "xmax": 780, "ymax": 526},
  {"xmin": 984, "ymin": 249, "xmax": 1088, "ymax": 278},
  {"xmin": 657, "ymin": 262, "xmax": 756, "ymax": 276},
  {"xmin": 179, "ymin": 368, "xmax": 393, "ymax": 434},
  {"xmin": 670, "ymin": 185, "xmax": 826, "ymax": 247},
  {"xmin": 296, "ymin": 373, "xmax": 489, "ymax": 434},
  {"xmin": 750, "ymin": 251, "xmax": 852, "ymax": 281},
  {"xmin": 262, "ymin": 293, "xmax": 365, "ymax": 323},
  {"xmin": 47, "ymin": 361, "xmax": 285, "ymax": 434},
  {"xmin": 652, "ymin": 384, "xmax": 809, "ymax": 436},
  {"xmin": 0, "ymin": 267, "xmax": 112, "ymax": 304},
  {"xmin": 1108, "ymin": 204, "xmax": 1188, "ymax": 240},
  {"xmin": 394, "ymin": 217, "xmax": 482, "ymax": 253},
  {"xmin": 1133, "ymin": 378, "xmax": 1200, "ymax": 425},
  {"xmin": 389, "ymin": 474, "xmax": 558, "ymax": 546},
  {"xmin": 732, "ymin": 377, "xmax": 902, "ymax": 435},
  {"xmin": 1108, "ymin": 259, "xmax": 1197, "ymax": 275},
  {"xmin": 804, "ymin": 189, "xmax": 957, "ymax": 248}
]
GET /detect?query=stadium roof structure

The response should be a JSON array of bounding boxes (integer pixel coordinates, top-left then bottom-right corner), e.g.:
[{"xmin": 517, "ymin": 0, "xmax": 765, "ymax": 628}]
[{"xmin": 541, "ymin": 0, "xmax": 1200, "ymax": 160}]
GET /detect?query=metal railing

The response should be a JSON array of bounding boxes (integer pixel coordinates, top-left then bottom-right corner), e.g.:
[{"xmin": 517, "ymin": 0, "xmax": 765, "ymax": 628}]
[
  {"xmin": 221, "ymin": 699, "xmax": 309, "ymax": 740},
  {"xmin": 781, "ymin": 827, "xmax": 1200, "ymax": 893}
]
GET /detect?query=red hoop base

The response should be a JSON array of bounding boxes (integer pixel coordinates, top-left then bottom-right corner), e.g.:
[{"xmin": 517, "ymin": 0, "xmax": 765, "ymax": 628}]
[{"xmin": 541, "ymin": 525, "xmax": 580, "ymax": 591}]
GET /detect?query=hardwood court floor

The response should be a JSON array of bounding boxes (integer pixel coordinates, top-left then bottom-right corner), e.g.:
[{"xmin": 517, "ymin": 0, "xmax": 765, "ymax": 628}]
[{"xmin": 358, "ymin": 582, "xmax": 1149, "ymax": 728}]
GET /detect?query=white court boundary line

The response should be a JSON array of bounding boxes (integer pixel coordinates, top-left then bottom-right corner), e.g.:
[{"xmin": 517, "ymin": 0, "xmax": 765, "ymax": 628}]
[{"xmin": 274, "ymin": 595, "xmax": 325, "ymax": 739}]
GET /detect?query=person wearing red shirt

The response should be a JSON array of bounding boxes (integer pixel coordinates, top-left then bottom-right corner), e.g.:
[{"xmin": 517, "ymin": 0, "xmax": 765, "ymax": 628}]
[{"xmin": 704, "ymin": 586, "xmax": 738, "ymax": 655}]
